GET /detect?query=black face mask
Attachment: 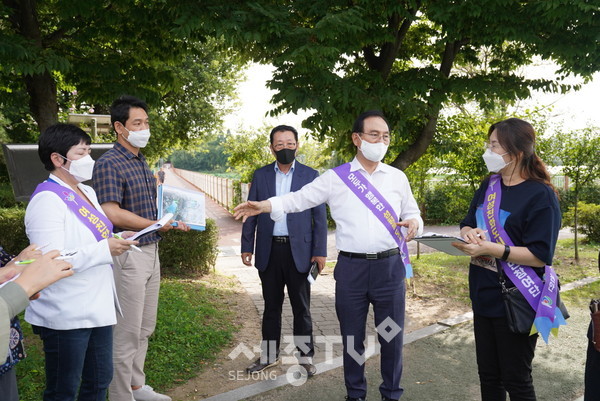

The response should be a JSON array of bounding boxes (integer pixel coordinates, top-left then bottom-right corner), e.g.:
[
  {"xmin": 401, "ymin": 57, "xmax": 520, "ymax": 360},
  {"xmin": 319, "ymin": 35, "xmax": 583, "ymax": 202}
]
[{"xmin": 275, "ymin": 148, "xmax": 296, "ymax": 165}]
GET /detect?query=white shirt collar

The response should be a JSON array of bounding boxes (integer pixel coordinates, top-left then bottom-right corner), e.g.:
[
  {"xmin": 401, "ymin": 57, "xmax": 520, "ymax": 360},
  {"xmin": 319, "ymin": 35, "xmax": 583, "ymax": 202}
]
[{"xmin": 349, "ymin": 157, "xmax": 389, "ymax": 175}]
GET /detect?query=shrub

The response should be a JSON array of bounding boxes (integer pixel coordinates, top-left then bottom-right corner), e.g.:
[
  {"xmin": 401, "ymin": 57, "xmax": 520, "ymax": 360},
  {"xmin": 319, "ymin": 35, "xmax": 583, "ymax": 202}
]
[
  {"xmin": 158, "ymin": 218, "xmax": 219, "ymax": 276},
  {"xmin": 557, "ymin": 183, "xmax": 600, "ymax": 217},
  {"xmin": 0, "ymin": 207, "xmax": 28, "ymax": 252},
  {"xmin": 0, "ymin": 182, "xmax": 19, "ymax": 208},
  {"xmin": 564, "ymin": 202, "xmax": 600, "ymax": 244},
  {"xmin": 422, "ymin": 182, "xmax": 473, "ymax": 225}
]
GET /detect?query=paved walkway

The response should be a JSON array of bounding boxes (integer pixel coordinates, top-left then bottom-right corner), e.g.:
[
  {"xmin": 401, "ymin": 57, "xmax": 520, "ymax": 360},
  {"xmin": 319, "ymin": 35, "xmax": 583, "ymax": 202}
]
[{"xmin": 164, "ymin": 169, "xmax": 590, "ymax": 401}]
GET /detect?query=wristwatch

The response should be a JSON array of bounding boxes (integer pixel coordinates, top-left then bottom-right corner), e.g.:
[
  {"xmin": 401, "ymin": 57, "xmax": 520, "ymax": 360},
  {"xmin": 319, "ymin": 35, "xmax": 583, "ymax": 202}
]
[{"xmin": 501, "ymin": 244, "xmax": 511, "ymax": 261}]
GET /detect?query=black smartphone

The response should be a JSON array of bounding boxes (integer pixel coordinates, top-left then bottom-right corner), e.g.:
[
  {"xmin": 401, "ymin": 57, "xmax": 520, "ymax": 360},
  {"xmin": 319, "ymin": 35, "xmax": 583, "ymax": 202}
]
[{"xmin": 307, "ymin": 261, "xmax": 319, "ymax": 284}]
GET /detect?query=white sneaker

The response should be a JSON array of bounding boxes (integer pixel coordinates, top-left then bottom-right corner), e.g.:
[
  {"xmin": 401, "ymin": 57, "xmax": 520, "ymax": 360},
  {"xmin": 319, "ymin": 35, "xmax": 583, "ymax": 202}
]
[{"xmin": 132, "ymin": 385, "xmax": 172, "ymax": 401}]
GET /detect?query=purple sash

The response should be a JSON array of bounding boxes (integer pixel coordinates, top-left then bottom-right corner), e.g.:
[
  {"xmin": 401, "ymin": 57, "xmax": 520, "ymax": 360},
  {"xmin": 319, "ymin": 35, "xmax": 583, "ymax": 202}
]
[
  {"xmin": 31, "ymin": 181, "xmax": 113, "ymax": 241},
  {"xmin": 484, "ymin": 174, "xmax": 566, "ymax": 342},
  {"xmin": 333, "ymin": 163, "xmax": 413, "ymax": 278}
]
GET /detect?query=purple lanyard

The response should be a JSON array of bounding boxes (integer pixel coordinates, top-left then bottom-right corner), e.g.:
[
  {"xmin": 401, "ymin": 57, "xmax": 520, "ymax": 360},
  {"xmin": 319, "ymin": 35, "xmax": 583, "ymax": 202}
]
[
  {"xmin": 333, "ymin": 163, "xmax": 413, "ymax": 278},
  {"xmin": 483, "ymin": 175, "xmax": 564, "ymax": 340},
  {"xmin": 31, "ymin": 180, "xmax": 113, "ymax": 241}
]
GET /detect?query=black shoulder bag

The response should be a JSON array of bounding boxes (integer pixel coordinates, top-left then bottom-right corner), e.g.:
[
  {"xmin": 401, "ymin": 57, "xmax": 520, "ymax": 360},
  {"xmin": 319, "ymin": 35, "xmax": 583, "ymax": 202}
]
[{"xmin": 497, "ymin": 261, "xmax": 569, "ymax": 334}]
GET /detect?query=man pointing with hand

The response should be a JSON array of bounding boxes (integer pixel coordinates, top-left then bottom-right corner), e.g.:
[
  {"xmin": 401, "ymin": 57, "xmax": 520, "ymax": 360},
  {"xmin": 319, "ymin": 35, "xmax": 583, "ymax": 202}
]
[{"xmin": 234, "ymin": 111, "xmax": 422, "ymax": 401}]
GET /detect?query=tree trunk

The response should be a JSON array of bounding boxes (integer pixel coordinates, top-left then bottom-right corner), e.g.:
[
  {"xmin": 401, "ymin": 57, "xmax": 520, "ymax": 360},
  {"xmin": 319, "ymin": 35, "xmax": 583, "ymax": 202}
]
[
  {"xmin": 24, "ymin": 72, "xmax": 58, "ymax": 133},
  {"xmin": 6, "ymin": 0, "xmax": 58, "ymax": 133},
  {"xmin": 574, "ymin": 189, "xmax": 579, "ymax": 263},
  {"xmin": 391, "ymin": 40, "xmax": 464, "ymax": 170}
]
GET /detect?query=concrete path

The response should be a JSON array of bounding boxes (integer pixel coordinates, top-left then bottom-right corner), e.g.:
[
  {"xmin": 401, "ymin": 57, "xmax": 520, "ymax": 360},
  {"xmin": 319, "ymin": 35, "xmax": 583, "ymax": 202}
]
[{"xmin": 164, "ymin": 169, "xmax": 590, "ymax": 401}]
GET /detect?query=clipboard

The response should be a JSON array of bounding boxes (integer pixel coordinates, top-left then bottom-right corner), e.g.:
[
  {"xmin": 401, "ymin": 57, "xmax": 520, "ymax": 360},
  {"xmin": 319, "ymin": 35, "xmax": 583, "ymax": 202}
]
[{"xmin": 413, "ymin": 233, "xmax": 469, "ymax": 256}]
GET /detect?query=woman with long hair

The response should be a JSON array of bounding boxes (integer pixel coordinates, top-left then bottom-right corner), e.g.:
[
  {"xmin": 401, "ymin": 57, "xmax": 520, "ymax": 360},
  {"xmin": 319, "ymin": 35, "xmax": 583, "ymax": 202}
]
[{"xmin": 453, "ymin": 118, "xmax": 563, "ymax": 400}]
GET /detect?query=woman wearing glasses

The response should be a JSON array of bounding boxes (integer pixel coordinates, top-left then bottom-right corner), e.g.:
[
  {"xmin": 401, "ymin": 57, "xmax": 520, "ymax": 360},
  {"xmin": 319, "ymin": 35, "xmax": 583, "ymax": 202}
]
[{"xmin": 453, "ymin": 118, "xmax": 562, "ymax": 401}]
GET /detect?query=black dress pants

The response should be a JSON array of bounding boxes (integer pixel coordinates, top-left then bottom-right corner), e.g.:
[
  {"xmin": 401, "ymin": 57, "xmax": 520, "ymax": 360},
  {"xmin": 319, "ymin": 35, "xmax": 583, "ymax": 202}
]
[
  {"xmin": 474, "ymin": 314, "xmax": 538, "ymax": 401},
  {"xmin": 258, "ymin": 240, "xmax": 313, "ymax": 361}
]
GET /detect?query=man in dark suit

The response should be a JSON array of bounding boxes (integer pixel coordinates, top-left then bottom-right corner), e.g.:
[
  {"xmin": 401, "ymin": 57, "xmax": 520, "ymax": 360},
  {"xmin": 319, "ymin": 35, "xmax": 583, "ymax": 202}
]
[{"xmin": 241, "ymin": 125, "xmax": 327, "ymax": 376}]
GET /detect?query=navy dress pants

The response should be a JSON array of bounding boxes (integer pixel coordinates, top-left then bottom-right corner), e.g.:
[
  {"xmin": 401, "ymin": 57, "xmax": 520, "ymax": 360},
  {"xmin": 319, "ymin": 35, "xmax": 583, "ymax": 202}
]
[
  {"xmin": 258, "ymin": 240, "xmax": 314, "ymax": 361},
  {"xmin": 334, "ymin": 253, "xmax": 406, "ymax": 400}
]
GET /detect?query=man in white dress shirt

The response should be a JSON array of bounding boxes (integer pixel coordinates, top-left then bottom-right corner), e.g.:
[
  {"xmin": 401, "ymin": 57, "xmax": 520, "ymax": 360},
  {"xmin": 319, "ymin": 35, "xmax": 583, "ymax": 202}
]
[{"xmin": 234, "ymin": 111, "xmax": 423, "ymax": 401}]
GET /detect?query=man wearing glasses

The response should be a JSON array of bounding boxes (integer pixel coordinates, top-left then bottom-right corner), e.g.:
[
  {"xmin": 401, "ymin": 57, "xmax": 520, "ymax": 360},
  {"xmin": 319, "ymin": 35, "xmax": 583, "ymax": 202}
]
[
  {"xmin": 235, "ymin": 111, "xmax": 423, "ymax": 401},
  {"xmin": 241, "ymin": 125, "xmax": 328, "ymax": 377}
]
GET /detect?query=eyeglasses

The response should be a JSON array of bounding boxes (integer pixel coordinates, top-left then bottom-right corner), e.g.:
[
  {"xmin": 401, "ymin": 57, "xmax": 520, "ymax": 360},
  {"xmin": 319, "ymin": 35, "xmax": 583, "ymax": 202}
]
[
  {"xmin": 359, "ymin": 131, "xmax": 391, "ymax": 143},
  {"xmin": 485, "ymin": 141, "xmax": 502, "ymax": 150},
  {"xmin": 272, "ymin": 142, "xmax": 297, "ymax": 151}
]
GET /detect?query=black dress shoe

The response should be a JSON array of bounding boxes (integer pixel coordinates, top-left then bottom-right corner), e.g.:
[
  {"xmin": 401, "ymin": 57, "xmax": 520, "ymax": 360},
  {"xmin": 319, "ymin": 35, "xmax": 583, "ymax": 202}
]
[
  {"xmin": 246, "ymin": 357, "xmax": 279, "ymax": 373},
  {"xmin": 381, "ymin": 396, "xmax": 398, "ymax": 401},
  {"xmin": 345, "ymin": 396, "xmax": 366, "ymax": 401}
]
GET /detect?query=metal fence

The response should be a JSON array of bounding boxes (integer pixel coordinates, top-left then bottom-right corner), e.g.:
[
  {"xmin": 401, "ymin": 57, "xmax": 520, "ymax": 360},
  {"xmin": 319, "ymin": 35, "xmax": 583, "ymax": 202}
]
[
  {"xmin": 551, "ymin": 175, "xmax": 570, "ymax": 191},
  {"xmin": 172, "ymin": 168, "xmax": 249, "ymax": 211}
]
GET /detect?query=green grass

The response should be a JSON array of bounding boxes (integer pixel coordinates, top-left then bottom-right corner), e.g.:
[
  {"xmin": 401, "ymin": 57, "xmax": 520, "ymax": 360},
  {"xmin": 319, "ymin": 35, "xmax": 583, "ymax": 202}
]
[
  {"xmin": 411, "ymin": 252, "xmax": 472, "ymax": 304},
  {"xmin": 403, "ymin": 238, "xmax": 598, "ymax": 307},
  {"xmin": 560, "ymin": 279, "xmax": 600, "ymax": 309},
  {"xmin": 552, "ymin": 239, "xmax": 599, "ymax": 283},
  {"xmin": 16, "ymin": 273, "xmax": 239, "ymax": 400}
]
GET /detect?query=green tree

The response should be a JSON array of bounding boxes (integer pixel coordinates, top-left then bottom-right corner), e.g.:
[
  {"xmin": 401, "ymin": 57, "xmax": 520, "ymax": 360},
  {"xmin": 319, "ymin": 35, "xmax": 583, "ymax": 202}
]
[
  {"xmin": 178, "ymin": 0, "xmax": 600, "ymax": 169},
  {"xmin": 550, "ymin": 127, "xmax": 600, "ymax": 261},
  {"xmin": 169, "ymin": 133, "xmax": 232, "ymax": 173},
  {"xmin": 224, "ymin": 126, "xmax": 335, "ymax": 182},
  {"xmin": 295, "ymin": 134, "xmax": 336, "ymax": 172},
  {"xmin": 0, "ymin": 0, "xmax": 241, "ymax": 151},
  {"xmin": 224, "ymin": 127, "xmax": 273, "ymax": 182}
]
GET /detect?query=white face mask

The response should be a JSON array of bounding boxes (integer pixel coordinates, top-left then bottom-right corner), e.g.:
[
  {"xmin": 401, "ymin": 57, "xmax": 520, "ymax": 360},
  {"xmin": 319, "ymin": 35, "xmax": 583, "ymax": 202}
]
[
  {"xmin": 482, "ymin": 148, "xmax": 511, "ymax": 173},
  {"xmin": 123, "ymin": 127, "xmax": 151, "ymax": 148},
  {"xmin": 60, "ymin": 154, "xmax": 95, "ymax": 182},
  {"xmin": 359, "ymin": 137, "xmax": 388, "ymax": 162}
]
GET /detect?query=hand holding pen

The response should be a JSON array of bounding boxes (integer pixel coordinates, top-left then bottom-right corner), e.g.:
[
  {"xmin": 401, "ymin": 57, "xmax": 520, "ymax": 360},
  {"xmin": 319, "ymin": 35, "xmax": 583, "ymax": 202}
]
[
  {"xmin": 14, "ymin": 250, "xmax": 73, "ymax": 300},
  {"xmin": 111, "ymin": 233, "xmax": 142, "ymax": 254},
  {"xmin": 462, "ymin": 229, "xmax": 489, "ymax": 245},
  {"xmin": 8, "ymin": 243, "xmax": 44, "ymax": 268}
]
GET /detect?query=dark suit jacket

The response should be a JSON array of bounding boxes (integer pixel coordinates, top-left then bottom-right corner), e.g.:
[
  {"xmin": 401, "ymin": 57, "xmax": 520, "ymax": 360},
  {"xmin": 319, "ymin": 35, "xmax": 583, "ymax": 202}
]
[{"xmin": 241, "ymin": 161, "xmax": 327, "ymax": 273}]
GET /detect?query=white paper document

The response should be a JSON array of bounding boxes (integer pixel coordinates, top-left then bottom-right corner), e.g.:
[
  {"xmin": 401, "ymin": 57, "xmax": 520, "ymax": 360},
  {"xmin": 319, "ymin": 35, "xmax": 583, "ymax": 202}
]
[
  {"xmin": 128, "ymin": 213, "xmax": 174, "ymax": 241},
  {"xmin": 413, "ymin": 232, "xmax": 469, "ymax": 256}
]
